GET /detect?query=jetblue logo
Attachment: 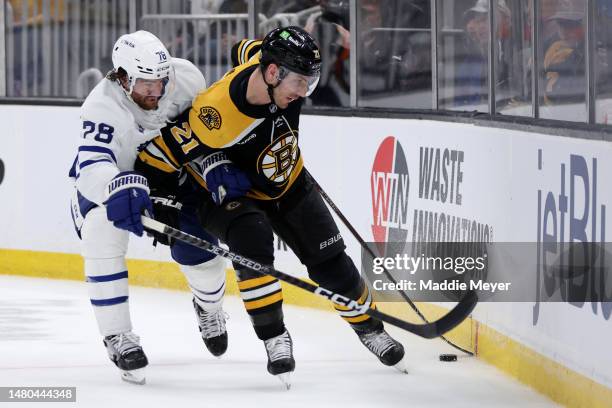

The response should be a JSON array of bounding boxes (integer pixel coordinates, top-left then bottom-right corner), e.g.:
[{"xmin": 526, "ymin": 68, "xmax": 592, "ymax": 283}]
[{"xmin": 534, "ymin": 150, "xmax": 609, "ymax": 323}]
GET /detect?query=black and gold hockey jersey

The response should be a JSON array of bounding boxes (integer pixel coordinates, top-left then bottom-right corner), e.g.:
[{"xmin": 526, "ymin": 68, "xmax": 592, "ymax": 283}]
[{"xmin": 136, "ymin": 39, "xmax": 306, "ymax": 201}]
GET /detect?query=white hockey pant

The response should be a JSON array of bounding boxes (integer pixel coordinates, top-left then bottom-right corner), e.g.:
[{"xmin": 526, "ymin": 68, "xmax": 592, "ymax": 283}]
[{"xmin": 81, "ymin": 207, "xmax": 226, "ymax": 337}]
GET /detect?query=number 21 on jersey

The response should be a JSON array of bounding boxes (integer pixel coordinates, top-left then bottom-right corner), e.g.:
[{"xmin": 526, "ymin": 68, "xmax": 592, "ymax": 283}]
[{"xmin": 170, "ymin": 122, "xmax": 199, "ymax": 155}]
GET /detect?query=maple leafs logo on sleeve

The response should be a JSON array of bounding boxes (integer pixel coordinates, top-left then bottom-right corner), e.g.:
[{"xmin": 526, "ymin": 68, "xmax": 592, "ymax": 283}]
[{"xmin": 198, "ymin": 106, "xmax": 222, "ymax": 131}]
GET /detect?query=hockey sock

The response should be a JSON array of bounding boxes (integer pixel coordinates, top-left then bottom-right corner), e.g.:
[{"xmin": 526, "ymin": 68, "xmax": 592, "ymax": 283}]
[{"xmin": 236, "ymin": 270, "xmax": 286, "ymax": 340}]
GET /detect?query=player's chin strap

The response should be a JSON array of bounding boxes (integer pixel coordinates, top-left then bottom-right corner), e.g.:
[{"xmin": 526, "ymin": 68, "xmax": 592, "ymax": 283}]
[
  {"xmin": 261, "ymin": 64, "xmax": 285, "ymax": 109},
  {"xmin": 141, "ymin": 215, "xmax": 477, "ymax": 340},
  {"xmin": 265, "ymin": 79, "xmax": 278, "ymax": 106},
  {"xmin": 304, "ymin": 169, "xmax": 476, "ymax": 356}
]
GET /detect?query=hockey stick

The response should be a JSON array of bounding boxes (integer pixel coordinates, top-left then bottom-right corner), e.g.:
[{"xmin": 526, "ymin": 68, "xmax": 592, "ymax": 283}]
[
  {"xmin": 142, "ymin": 215, "xmax": 476, "ymax": 339},
  {"xmin": 308, "ymin": 171, "xmax": 477, "ymax": 355}
]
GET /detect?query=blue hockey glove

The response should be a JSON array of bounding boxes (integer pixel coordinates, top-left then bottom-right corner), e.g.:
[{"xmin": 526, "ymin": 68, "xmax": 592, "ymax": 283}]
[
  {"xmin": 104, "ymin": 172, "xmax": 153, "ymax": 236},
  {"xmin": 202, "ymin": 153, "xmax": 251, "ymax": 205}
]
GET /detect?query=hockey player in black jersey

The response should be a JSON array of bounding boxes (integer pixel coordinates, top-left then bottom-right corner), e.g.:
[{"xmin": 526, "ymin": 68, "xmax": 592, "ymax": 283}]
[{"xmin": 132, "ymin": 26, "xmax": 407, "ymax": 387}]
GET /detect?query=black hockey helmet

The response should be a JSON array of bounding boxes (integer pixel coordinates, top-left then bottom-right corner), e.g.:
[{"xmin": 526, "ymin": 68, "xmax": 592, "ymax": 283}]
[{"xmin": 260, "ymin": 26, "xmax": 322, "ymax": 77}]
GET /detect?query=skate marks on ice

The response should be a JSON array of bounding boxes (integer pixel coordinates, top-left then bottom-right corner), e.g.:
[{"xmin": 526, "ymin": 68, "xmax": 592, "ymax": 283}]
[
  {"xmin": 0, "ymin": 298, "xmax": 77, "ymax": 341},
  {"xmin": 0, "ymin": 275, "xmax": 557, "ymax": 407}
]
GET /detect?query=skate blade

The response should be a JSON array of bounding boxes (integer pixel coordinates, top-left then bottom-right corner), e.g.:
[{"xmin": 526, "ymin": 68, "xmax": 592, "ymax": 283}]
[
  {"xmin": 120, "ymin": 368, "xmax": 146, "ymax": 385},
  {"xmin": 275, "ymin": 373, "xmax": 292, "ymax": 390},
  {"xmin": 393, "ymin": 356, "xmax": 409, "ymax": 374}
]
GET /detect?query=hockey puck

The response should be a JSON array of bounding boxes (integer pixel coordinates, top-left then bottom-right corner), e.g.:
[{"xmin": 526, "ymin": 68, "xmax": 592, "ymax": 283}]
[{"xmin": 439, "ymin": 354, "xmax": 457, "ymax": 362}]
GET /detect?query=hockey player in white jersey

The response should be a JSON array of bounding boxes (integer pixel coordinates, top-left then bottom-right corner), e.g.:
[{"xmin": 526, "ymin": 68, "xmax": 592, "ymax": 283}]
[{"xmin": 69, "ymin": 31, "xmax": 228, "ymax": 385}]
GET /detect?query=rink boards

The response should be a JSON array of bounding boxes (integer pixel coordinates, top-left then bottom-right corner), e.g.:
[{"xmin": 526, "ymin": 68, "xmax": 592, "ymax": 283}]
[{"xmin": 0, "ymin": 104, "xmax": 611, "ymax": 407}]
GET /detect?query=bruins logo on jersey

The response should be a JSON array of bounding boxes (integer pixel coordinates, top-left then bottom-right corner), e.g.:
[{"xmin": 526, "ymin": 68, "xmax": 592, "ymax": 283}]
[
  {"xmin": 198, "ymin": 106, "xmax": 222, "ymax": 131},
  {"xmin": 258, "ymin": 133, "xmax": 298, "ymax": 185}
]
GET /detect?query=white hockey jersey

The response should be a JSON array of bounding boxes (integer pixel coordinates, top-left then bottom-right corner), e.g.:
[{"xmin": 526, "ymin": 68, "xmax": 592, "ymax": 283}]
[{"xmin": 70, "ymin": 58, "xmax": 205, "ymax": 208}]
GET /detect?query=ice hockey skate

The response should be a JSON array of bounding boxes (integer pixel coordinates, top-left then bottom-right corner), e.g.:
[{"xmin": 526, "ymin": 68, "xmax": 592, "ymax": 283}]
[
  {"xmin": 103, "ymin": 332, "xmax": 149, "ymax": 385},
  {"xmin": 355, "ymin": 325, "xmax": 408, "ymax": 374},
  {"xmin": 193, "ymin": 298, "xmax": 228, "ymax": 357},
  {"xmin": 264, "ymin": 330, "xmax": 295, "ymax": 389}
]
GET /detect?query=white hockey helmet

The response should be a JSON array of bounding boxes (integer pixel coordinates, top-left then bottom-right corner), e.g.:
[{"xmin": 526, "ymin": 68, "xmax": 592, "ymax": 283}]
[{"xmin": 111, "ymin": 30, "xmax": 175, "ymax": 103}]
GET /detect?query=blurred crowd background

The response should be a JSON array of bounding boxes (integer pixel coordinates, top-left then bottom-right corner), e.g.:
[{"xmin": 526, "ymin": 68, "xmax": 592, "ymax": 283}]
[{"xmin": 5, "ymin": 0, "xmax": 612, "ymax": 124}]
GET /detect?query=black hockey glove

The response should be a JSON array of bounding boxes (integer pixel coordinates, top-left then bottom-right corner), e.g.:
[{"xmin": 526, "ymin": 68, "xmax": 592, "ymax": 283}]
[{"xmin": 148, "ymin": 192, "xmax": 183, "ymax": 246}]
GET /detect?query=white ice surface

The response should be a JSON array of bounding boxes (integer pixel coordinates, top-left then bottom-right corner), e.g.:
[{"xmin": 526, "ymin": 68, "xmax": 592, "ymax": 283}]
[{"xmin": 0, "ymin": 275, "xmax": 557, "ymax": 408}]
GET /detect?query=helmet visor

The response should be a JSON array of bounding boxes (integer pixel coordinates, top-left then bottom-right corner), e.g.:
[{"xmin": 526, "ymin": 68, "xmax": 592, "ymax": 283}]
[
  {"xmin": 132, "ymin": 77, "xmax": 169, "ymax": 98},
  {"xmin": 131, "ymin": 66, "xmax": 176, "ymax": 99},
  {"xmin": 280, "ymin": 67, "xmax": 320, "ymax": 97}
]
